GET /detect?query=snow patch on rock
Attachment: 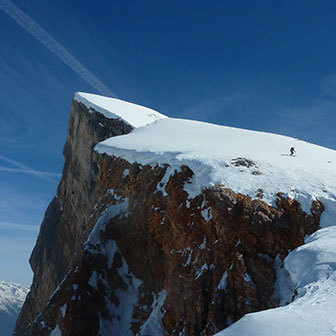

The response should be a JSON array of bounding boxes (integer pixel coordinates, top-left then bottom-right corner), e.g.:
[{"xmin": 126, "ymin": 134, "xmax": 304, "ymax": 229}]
[
  {"xmin": 84, "ymin": 198, "xmax": 143, "ymax": 335},
  {"xmin": 139, "ymin": 290, "xmax": 167, "ymax": 336},
  {"xmin": 218, "ymin": 271, "xmax": 228, "ymax": 291}
]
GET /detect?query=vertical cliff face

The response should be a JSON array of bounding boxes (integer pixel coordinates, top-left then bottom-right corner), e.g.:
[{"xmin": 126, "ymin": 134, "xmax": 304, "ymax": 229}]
[
  {"xmin": 14, "ymin": 100, "xmax": 132, "ymax": 335},
  {"xmin": 15, "ymin": 96, "xmax": 325, "ymax": 336},
  {"xmin": 27, "ymin": 158, "xmax": 323, "ymax": 336}
]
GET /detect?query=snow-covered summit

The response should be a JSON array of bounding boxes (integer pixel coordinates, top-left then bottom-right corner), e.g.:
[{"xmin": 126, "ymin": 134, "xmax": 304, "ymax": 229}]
[
  {"xmin": 74, "ymin": 92, "xmax": 167, "ymax": 128},
  {"xmin": 91, "ymin": 96, "xmax": 336, "ymax": 336},
  {"xmin": 96, "ymin": 117, "xmax": 336, "ymax": 226},
  {"xmin": 95, "ymin": 107, "xmax": 336, "ymax": 336}
]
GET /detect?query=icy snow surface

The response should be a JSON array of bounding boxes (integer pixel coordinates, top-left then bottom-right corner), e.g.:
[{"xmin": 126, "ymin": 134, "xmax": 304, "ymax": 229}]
[
  {"xmin": 93, "ymin": 100, "xmax": 336, "ymax": 335},
  {"xmin": 74, "ymin": 92, "xmax": 167, "ymax": 128}
]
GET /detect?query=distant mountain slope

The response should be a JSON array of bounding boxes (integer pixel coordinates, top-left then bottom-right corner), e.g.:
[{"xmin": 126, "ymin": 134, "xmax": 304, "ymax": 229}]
[{"xmin": 0, "ymin": 281, "xmax": 28, "ymax": 336}]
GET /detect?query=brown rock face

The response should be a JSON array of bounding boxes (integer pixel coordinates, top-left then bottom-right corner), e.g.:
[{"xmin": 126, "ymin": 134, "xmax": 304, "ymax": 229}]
[
  {"xmin": 14, "ymin": 100, "xmax": 132, "ymax": 335},
  {"xmin": 15, "ymin": 100, "xmax": 324, "ymax": 336}
]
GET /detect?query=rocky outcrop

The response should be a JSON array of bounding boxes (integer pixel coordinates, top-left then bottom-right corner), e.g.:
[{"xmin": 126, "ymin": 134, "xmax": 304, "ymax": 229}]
[
  {"xmin": 14, "ymin": 100, "xmax": 133, "ymax": 335},
  {"xmin": 15, "ymin": 99, "xmax": 324, "ymax": 336}
]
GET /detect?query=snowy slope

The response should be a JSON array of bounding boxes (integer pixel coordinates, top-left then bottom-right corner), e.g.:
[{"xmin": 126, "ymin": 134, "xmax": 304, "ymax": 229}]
[
  {"xmin": 74, "ymin": 92, "xmax": 167, "ymax": 128},
  {"xmin": 0, "ymin": 281, "xmax": 28, "ymax": 336},
  {"xmin": 214, "ymin": 226, "xmax": 336, "ymax": 336},
  {"xmin": 93, "ymin": 103, "xmax": 336, "ymax": 336},
  {"xmin": 96, "ymin": 117, "xmax": 336, "ymax": 224}
]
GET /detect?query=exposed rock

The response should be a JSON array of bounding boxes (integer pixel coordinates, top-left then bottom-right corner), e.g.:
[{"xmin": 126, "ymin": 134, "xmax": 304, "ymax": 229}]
[
  {"xmin": 231, "ymin": 158, "xmax": 256, "ymax": 168},
  {"xmin": 14, "ymin": 100, "xmax": 133, "ymax": 335},
  {"xmin": 15, "ymin": 100, "xmax": 324, "ymax": 336}
]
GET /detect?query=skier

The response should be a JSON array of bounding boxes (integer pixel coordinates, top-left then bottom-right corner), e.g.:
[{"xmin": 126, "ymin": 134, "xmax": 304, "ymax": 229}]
[{"xmin": 290, "ymin": 147, "xmax": 296, "ymax": 156}]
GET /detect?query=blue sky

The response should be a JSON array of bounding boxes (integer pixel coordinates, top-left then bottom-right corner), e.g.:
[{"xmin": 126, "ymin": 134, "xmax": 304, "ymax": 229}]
[{"xmin": 1, "ymin": 0, "xmax": 336, "ymax": 285}]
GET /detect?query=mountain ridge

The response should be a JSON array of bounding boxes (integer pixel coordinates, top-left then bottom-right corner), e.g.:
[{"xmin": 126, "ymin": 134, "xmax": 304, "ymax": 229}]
[
  {"xmin": 0, "ymin": 281, "xmax": 28, "ymax": 336},
  {"xmin": 14, "ymin": 93, "xmax": 336, "ymax": 335}
]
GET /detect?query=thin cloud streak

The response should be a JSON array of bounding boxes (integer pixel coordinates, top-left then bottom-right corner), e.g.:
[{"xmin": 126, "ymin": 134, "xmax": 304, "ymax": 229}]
[
  {"xmin": 0, "ymin": 166, "xmax": 61, "ymax": 178},
  {"xmin": 0, "ymin": 0, "xmax": 116, "ymax": 98},
  {"xmin": 0, "ymin": 153, "xmax": 32, "ymax": 170},
  {"xmin": 0, "ymin": 154, "xmax": 61, "ymax": 181},
  {"xmin": 0, "ymin": 221, "xmax": 39, "ymax": 232}
]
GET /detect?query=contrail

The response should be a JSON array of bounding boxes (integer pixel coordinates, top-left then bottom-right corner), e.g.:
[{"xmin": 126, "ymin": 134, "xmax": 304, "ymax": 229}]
[
  {"xmin": 0, "ymin": 154, "xmax": 35, "ymax": 170},
  {"xmin": 0, "ymin": 154, "xmax": 61, "ymax": 181},
  {"xmin": 0, "ymin": 0, "xmax": 117, "ymax": 98},
  {"xmin": 0, "ymin": 166, "xmax": 61, "ymax": 178},
  {"xmin": 0, "ymin": 221, "xmax": 39, "ymax": 232}
]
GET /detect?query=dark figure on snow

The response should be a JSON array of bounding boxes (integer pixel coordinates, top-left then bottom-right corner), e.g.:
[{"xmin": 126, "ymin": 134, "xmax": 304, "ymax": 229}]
[{"xmin": 290, "ymin": 147, "xmax": 296, "ymax": 156}]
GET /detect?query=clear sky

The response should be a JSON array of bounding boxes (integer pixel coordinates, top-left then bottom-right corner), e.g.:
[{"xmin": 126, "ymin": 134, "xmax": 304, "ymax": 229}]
[{"xmin": 1, "ymin": 0, "xmax": 336, "ymax": 285}]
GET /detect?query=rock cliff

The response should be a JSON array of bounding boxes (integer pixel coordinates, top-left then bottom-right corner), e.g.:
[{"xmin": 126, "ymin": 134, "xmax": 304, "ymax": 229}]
[
  {"xmin": 15, "ymin": 96, "xmax": 325, "ymax": 335},
  {"xmin": 14, "ymin": 99, "xmax": 132, "ymax": 335}
]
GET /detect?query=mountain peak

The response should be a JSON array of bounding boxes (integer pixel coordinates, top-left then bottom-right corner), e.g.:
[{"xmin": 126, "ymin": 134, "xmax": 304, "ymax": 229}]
[
  {"xmin": 96, "ymin": 116, "xmax": 336, "ymax": 221},
  {"xmin": 74, "ymin": 92, "xmax": 167, "ymax": 128},
  {"xmin": 0, "ymin": 281, "xmax": 28, "ymax": 336},
  {"xmin": 15, "ymin": 96, "xmax": 336, "ymax": 336}
]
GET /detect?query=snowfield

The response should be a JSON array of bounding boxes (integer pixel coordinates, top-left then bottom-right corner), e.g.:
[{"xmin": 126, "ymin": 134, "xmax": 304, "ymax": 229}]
[{"xmin": 78, "ymin": 92, "xmax": 336, "ymax": 336}]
